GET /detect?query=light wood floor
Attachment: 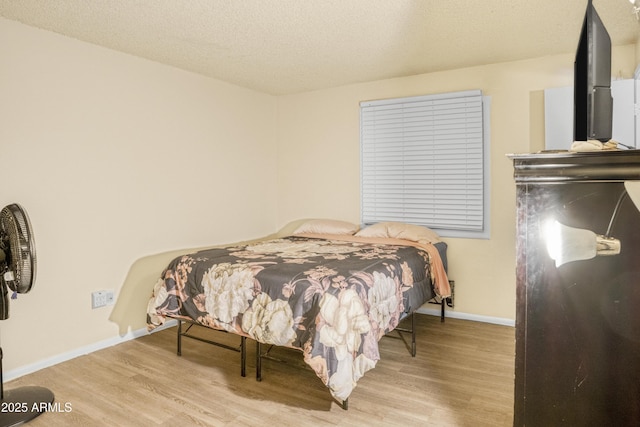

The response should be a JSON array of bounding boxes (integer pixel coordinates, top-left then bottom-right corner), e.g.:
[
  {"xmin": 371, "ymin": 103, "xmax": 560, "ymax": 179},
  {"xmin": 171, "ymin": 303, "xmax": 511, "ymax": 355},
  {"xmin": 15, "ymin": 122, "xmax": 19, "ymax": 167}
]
[{"xmin": 5, "ymin": 315, "xmax": 515, "ymax": 426}]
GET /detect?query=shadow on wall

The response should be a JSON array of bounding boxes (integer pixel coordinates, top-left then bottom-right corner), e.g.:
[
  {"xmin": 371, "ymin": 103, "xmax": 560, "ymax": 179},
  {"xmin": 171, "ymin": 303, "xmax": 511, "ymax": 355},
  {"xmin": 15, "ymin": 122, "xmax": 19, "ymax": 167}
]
[{"xmin": 108, "ymin": 219, "xmax": 310, "ymax": 335}]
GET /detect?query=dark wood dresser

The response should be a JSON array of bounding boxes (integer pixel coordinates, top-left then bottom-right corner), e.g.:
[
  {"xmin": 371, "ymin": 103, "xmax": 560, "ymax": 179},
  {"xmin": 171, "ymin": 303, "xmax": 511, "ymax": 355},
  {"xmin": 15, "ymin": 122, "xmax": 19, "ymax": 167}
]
[{"xmin": 509, "ymin": 151, "xmax": 640, "ymax": 426}]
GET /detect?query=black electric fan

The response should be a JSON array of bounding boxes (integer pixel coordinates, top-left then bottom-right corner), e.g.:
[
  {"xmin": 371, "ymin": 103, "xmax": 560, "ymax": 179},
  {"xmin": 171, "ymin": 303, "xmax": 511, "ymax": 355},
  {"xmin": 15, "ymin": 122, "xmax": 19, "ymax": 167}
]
[{"xmin": 0, "ymin": 204, "xmax": 53, "ymax": 426}]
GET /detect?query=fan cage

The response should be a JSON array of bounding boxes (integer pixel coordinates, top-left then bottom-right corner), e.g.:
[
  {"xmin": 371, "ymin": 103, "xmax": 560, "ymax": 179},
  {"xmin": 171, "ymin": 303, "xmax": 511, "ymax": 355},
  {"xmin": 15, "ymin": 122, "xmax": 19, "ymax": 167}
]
[{"xmin": 0, "ymin": 204, "xmax": 36, "ymax": 294}]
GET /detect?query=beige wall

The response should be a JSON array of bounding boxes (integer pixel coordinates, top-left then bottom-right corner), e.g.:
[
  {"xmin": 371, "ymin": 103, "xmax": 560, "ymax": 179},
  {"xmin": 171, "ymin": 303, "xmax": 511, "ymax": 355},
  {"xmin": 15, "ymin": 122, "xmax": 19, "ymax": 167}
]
[
  {"xmin": 0, "ymin": 18, "xmax": 278, "ymax": 373},
  {"xmin": 276, "ymin": 44, "xmax": 637, "ymax": 322}
]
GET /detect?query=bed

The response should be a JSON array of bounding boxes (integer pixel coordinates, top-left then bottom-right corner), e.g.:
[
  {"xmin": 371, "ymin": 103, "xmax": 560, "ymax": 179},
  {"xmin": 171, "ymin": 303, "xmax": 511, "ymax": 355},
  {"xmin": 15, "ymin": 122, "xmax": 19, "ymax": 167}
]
[{"xmin": 147, "ymin": 220, "xmax": 450, "ymax": 406}]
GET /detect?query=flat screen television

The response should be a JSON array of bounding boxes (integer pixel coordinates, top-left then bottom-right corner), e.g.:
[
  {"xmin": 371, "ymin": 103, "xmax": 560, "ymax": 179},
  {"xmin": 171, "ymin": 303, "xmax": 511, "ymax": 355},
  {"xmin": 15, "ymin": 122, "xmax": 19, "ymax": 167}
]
[{"xmin": 573, "ymin": 0, "xmax": 613, "ymax": 142}]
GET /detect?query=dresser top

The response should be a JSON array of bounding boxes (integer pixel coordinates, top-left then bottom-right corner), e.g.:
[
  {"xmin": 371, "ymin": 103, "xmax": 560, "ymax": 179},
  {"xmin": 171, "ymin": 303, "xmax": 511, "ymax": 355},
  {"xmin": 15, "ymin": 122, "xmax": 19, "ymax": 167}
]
[{"xmin": 508, "ymin": 150, "xmax": 640, "ymax": 183}]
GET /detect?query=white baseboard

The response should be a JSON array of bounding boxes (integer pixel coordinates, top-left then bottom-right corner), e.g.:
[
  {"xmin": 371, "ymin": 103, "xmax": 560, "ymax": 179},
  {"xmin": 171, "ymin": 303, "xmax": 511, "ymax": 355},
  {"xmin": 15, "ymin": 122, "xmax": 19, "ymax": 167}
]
[
  {"xmin": 417, "ymin": 306, "xmax": 515, "ymax": 327},
  {"xmin": 3, "ymin": 319, "xmax": 178, "ymax": 382},
  {"xmin": 5, "ymin": 310, "xmax": 512, "ymax": 382}
]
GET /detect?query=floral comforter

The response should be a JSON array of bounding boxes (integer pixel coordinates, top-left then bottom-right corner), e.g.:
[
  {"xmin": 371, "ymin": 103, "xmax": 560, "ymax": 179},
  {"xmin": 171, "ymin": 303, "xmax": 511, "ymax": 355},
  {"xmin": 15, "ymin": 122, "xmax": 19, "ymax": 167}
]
[{"xmin": 147, "ymin": 234, "xmax": 449, "ymax": 402}]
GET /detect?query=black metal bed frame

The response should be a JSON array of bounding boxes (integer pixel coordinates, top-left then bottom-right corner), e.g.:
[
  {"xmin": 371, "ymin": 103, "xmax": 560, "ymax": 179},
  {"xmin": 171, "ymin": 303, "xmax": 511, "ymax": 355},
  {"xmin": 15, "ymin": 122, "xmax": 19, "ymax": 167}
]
[
  {"xmin": 174, "ymin": 318, "xmax": 247, "ymax": 377},
  {"xmin": 168, "ymin": 295, "xmax": 448, "ymax": 410}
]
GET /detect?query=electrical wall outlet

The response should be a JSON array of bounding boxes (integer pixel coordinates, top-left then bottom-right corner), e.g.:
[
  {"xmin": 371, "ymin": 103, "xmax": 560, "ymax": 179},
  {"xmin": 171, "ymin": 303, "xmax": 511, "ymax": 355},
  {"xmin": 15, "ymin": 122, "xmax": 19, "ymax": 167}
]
[{"xmin": 91, "ymin": 290, "xmax": 115, "ymax": 309}]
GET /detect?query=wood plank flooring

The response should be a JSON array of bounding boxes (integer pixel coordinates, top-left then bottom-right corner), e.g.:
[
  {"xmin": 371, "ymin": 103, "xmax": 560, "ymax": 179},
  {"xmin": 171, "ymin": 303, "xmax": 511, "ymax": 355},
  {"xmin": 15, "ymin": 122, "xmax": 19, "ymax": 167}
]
[{"xmin": 4, "ymin": 315, "xmax": 514, "ymax": 426}]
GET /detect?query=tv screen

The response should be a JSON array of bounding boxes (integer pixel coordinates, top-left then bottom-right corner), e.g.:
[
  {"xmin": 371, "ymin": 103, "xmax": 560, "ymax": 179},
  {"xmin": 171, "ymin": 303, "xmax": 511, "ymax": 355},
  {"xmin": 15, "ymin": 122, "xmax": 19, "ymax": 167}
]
[{"xmin": 573, "ymin": 0, "xmax": 613, "ymax": 143}]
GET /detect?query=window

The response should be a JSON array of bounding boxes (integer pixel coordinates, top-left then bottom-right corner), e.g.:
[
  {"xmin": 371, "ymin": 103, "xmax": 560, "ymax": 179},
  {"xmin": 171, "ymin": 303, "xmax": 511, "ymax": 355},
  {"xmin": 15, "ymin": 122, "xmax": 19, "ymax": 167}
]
[{"xmin": 360, "ymin": 90, "xmax": 490, "ymax": 239}]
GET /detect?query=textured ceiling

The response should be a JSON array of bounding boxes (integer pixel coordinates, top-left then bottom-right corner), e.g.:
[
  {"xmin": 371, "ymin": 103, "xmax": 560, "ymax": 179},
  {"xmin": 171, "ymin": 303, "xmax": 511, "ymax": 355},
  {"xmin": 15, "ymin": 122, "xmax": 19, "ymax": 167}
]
[{"xmin": 1, "ymin": 0, "xmax": 639, "ymax": 95}]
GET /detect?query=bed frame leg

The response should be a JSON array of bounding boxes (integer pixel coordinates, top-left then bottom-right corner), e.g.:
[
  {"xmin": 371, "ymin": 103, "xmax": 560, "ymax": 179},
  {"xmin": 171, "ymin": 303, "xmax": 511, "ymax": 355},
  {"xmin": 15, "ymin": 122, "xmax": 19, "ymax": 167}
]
[
  {"xmin": 441, "ymin": 299, "xmax": 445, "ymax": 323},
  {"xmin": 411, "ymin": 312, "xmax": 416, "ymax": 357},
  {"xmin": 256, "ymin": 341, "xmax": 262, "ymax": 382},
  {"xmin": 342, "ymin": 398, "xmax": 348, "ymax": 410},
  {"xmin": 177, "ymin": 320, "xmax": 182, "ymax": 356},
  {"xmin": 240, "ymin": 337, "xmax": 246, "ymax": 377}
]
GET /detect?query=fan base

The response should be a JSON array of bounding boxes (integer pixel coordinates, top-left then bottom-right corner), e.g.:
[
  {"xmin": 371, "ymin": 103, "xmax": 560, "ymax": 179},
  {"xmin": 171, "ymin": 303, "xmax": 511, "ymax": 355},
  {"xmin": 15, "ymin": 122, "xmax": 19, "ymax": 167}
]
[{"xmin": 0, "ymin": 386, "xmax": 54, "ymax": 427}]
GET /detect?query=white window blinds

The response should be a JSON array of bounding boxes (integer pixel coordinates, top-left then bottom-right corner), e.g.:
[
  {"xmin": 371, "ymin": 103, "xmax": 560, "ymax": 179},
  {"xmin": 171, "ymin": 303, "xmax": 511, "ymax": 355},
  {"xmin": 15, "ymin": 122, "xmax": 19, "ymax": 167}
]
[{"xmin": 360, "ymin": 90, "xmax": 487, "ymax": 235}]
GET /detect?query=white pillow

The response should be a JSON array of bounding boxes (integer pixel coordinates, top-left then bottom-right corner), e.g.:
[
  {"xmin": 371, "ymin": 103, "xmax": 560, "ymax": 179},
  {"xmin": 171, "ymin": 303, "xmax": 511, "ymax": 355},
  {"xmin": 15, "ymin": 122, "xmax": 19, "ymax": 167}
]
[
  {"xmin": 292, "ymin": 219, "xmax": 359, "ymax": 235},
  {"xmin": 355, "ymin": 222, "xmax": 442, "ymax": 243}
]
